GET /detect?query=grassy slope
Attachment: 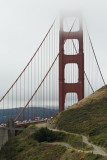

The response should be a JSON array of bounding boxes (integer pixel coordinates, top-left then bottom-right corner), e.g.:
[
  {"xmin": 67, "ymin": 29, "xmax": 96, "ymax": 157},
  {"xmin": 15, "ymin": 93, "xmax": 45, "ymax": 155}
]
[
  {"xmin": 51, "ymin": 85, "xmax": 107, "ymax": 150},
  {"xmin": 31, "ymin": 127, "xmax": 92, "ymax": 150},
  {"xmin": 0, "ymin": 130, "xmax": 66, "ymax": 160},
  {"xmin": 61, "ymin": 150, "xmax": 106, "ymax": 160},
  {"xmin": 0, "ymin": 128, "xmax": 106, "ymax": 160}
]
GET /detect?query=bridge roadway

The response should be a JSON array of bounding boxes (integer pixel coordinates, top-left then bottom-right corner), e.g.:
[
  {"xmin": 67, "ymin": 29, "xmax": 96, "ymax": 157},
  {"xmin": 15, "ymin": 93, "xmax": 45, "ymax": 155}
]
[{"xmin": 14, "ymin": 119, "xmax": 47, "ymax": 128}]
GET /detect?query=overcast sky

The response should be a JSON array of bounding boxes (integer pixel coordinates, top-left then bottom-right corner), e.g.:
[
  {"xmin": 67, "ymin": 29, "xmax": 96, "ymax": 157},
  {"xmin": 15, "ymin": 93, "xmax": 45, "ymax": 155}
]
[{"xmin": 0, "ymin": 0, "xmax": 107, "ymax": 98}]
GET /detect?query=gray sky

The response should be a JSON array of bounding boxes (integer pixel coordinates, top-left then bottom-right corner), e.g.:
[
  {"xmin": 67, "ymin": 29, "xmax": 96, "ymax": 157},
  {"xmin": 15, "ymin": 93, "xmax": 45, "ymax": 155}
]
[{"xmin": 0, "ymin": 0, "xmax": 107, "ymax": 98}]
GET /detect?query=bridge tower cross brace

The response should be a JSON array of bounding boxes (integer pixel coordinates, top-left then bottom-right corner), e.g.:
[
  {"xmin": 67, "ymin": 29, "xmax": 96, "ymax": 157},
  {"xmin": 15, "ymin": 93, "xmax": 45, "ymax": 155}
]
[{"xmin": 59, "ymin": 16, "xmax": 84, "ymax": 112}]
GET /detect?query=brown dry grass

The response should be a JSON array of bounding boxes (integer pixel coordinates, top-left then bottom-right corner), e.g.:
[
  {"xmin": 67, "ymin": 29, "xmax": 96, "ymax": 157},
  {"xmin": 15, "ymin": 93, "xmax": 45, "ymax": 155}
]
[
  {"xmin": 50, "ymin": 85, "xmax": 107, "ymax": 124},
  {"xmin": 68, "ymin": 85, "xmax": 107, "ymax": 110}
]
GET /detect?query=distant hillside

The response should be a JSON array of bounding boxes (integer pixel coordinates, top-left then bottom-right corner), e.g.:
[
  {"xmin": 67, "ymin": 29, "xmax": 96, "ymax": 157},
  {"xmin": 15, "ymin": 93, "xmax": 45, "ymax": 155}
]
[
  {"xmin": 51, "ymin": 85, "xmax": 107, "ymax": 151},
  {"xmin": 0, "ymin": 107, "xmax": 58, "ymax": 122}
]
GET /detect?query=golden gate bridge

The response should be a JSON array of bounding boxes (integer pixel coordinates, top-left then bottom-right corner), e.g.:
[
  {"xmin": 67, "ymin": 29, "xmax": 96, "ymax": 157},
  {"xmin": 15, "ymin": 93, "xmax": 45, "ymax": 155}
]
[{"xmin": 0, "ymin": 14, "xmax": 105, "ymax": 125}]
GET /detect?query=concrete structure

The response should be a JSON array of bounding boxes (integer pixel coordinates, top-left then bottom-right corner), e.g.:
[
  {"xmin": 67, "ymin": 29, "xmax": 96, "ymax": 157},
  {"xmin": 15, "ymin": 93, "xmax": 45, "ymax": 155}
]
[
  {"xmin": 0, "ymin": 127, "xmax": 8, "ymax": 150},
  {"xmin": 0, "ymin": 119, "xmax": 15, "ymax": 150},
  {"xmin": 7, "ymin": 118, "xmax": 15, "ymax": 138}
]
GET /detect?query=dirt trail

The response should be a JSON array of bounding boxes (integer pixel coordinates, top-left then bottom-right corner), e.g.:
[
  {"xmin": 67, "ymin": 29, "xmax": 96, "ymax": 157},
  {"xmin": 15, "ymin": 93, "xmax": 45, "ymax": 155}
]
[
  {"xmin": 35, "ymin": 122, "xmax": 47, "ymax": 128},
  {"xmin": 48, "ymin": 127, "xmax": 107, "ymax": 156},
  {"xmin": 50, "ymin": 142, "xmax": 85, "ymax": 153},
  {"xmin": 34, "ymin": 122, "xmax": 107, "ymax": 156},
  {"xmin": 82, "ymin": 135, "xmax": 107, "ymax": 156},
  {"xmin": 51, "ymin": 142, "xmax": 72, "ymax": 148}
]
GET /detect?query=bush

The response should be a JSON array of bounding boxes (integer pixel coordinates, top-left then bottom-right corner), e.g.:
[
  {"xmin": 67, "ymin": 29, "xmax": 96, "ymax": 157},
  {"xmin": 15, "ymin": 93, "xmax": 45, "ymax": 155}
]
[
  {"xmin": 32, "ymin": 127, "xmax": 58, "ymax": 142},
  {"xmin": 89, "ymin": 128, "xmax": 99, "ymax": 136},
  {"xmin": 31, "ymin": 127, "xmax": 86, "ymax": 150}
]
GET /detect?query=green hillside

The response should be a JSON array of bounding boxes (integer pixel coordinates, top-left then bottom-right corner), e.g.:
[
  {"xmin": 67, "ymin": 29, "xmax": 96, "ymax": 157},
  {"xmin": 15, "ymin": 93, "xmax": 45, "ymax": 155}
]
[
  {"xmin": 0, "ymin": 129, "xmax": 66, "ymax": 160},
  {"xmin": 51, "ymin": 85, "xmax": 107, "ymax": 151},
  {"xmin": 0, "ymin": 127, "xmax": 106, "ymax": 160}
]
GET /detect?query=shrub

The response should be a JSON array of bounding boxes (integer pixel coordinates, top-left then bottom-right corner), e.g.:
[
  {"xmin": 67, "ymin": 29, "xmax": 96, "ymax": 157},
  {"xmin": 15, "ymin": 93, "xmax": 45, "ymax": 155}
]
[{"xmin": 32, "ymin": 127, "xmax": 57, "ymax": 142}]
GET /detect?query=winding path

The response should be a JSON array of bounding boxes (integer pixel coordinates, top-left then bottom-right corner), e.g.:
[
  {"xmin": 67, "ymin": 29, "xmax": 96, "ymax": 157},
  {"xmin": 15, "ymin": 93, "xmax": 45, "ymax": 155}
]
[
  {"xmin": 35, "ymin": 122, "xmax": 107, "ymax": 156},
  {"xmin": 47, "ymin": 126, "xmax": 107, "ymax": 156},
  {"xmin": 82, "ymin": 135, "xmax": 107, "ymax": 156}
]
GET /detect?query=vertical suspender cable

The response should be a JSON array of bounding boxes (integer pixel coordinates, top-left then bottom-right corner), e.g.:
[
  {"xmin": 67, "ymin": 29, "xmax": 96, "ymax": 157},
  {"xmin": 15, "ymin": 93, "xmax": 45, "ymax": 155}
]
[{"xmin": 31, "ymin": 61, "xmax": 32, "ymax": 119}]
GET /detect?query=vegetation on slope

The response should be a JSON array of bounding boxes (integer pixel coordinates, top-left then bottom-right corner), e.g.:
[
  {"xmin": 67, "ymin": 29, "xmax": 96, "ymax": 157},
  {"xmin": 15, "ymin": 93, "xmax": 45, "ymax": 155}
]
[
  {"xmin": 0, "ymin": 127, "xmax": 106, "ymax": 160},
  {"xmin": 61, "ymin": 150, "xmax": 106, "ymax": 160},
  {"xmin": 31, "ymin": 127, "xmax": 91, "ymax": 150},
  {"xmin": 0, "ymin": 129, "xmax": 66, "ymax": 160},
  {"xmin": 51, "ymin": 85, "xmax": 107, "ymax": 151},
  {"xmin": 0, "ymin": 86, "xmax": 107, "ymax": 160}
]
